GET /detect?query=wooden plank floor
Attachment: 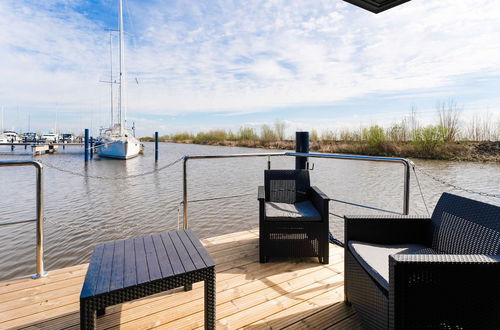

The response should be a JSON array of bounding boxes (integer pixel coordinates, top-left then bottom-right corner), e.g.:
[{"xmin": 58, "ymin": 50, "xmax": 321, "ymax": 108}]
[{"xmin": 0, "ymin": 229, "xmax": 361, "ymax": 329}]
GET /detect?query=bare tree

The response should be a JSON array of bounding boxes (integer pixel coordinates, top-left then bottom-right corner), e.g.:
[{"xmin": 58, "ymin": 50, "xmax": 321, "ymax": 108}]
[
  {"xmin": 437, "ymin": 99, "xmax": 461, "ymax": 142},
  {"xmin": 408, "ymin": 105, "xmax": 419, "ymax": 141},
  {"xmin": 496, "ymin": 116, "xmax": 500, "ymax": 141},
  {"xmin": 467, "ymin": 112, "xmax": 494, "ymax": 141},
  {"xmin": 321, "ymin": 129, "xmax": 336, "ymax": 141},
  {"xmin": 310, "ymin": 129, "xmax": 319, "ymax": 142},
  {"xmin": 261, "ymin": 124, "xmax": 277, "ymax": 142},
  {"xmin": 274, "ymin": 120, "xmax": 286, "ymax": 141}
]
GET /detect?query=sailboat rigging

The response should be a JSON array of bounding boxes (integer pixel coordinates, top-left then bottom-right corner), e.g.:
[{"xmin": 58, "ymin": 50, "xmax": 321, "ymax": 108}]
[{"xmin": 96, "ymin": 0, "xmax": 141, "ymax": 160}]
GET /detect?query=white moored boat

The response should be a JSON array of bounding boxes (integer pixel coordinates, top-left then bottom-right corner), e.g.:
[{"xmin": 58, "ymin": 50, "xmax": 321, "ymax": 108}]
[
  {"xmin": 97, "ymin": 0, "xmax": 141, "ymax": 160},
  {"xmin": 1, "ymin": 131, "xmax": 21, "ymax": 143},
  {"xmin": 97, "ymin": 125, "xmax": 141, "ymax": 160}
]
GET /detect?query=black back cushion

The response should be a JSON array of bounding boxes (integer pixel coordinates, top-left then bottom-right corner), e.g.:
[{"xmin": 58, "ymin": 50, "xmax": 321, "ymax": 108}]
[{"xmin": 264, "ymin": 170, "xmax": 310, "ymax": 203}]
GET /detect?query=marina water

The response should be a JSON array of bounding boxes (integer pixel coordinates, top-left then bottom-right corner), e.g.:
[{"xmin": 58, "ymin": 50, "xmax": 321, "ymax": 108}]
[{"xmin": 1, "ymin": 143, "xmax": 499, "ymax": 281}]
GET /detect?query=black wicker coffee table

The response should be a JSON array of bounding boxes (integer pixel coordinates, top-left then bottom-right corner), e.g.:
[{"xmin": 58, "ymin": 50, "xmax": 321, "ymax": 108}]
[{"xmin": 80, "ymin": 229, "xmax": 216, "ymax": 329}]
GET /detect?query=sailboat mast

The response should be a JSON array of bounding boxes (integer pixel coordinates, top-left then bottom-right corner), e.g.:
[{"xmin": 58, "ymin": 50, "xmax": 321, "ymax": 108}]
[
  {"xmin": 118, "ymin": 0, "xmax": 126, "ymax": 134},
  {"xmin": 109, "ymin": 31, "xmax": 114, "ymax": 127}
]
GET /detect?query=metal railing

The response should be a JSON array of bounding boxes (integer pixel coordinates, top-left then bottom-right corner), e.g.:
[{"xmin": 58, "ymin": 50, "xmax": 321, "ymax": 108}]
[
  {"xmin": 0, "ymin": 160, "xmax": 46, "ymax": 279},
  {"xmin": 182, "ymin": 152, "xmax": 413, "ymax": 229},
  {"xmin": 183, "ymin": 152, "xmax": 286, "ymax": 229}
]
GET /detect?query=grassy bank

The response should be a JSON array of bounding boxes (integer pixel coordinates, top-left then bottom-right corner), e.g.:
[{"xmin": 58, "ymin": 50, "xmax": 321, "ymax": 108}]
[
  {"xmin": 140, "ymin": 136, "xmax": 499, "ymax": 162},
  {"xmin": 140, "ymin": 106, "xmax": 499, "ymax": 162}
]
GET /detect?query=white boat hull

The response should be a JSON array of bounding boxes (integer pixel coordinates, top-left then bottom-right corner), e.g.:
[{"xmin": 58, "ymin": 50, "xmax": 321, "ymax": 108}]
[{"xmin": 97, "ymin": 137, "xmax": 141, "ymax": 159}]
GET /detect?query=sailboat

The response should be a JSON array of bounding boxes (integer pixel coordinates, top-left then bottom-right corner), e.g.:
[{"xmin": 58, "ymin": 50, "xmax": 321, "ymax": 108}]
[{"xmin": 97, "ymin": 0, "xmax": 141, "ymax": 160}]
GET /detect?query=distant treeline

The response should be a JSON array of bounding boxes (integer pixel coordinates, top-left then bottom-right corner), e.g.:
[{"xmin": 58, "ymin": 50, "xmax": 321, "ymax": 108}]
[{"xmin": 141, "ymin": 101, "xmax": 499, "ymax": 161}]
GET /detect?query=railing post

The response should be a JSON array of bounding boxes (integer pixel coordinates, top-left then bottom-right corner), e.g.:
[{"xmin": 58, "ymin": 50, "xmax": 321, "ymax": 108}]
[
  {"xmin": 155, "ymin": 132, "xmax": 159, "ymax": 162},
  {"xmin": 0, "ymin": 161, "xmax": 47, "ymax": 278},
  {"xmin": 183, "ymin": 157, "xmax": 188, "ymax": 229},
  {"xmin": 403, "ymin": 160, "xmax": 411, "ymax": 215},
  {"xmin": 84, "ymin": 129, "xmax": 89, "ymax": 162},
  {"xmin": 295, "ymin": 132, "xmax": 309, "ymax": 170},
  {"xmin": 33, "ymin": 162, "xmax": 46, "ymax": 278}
]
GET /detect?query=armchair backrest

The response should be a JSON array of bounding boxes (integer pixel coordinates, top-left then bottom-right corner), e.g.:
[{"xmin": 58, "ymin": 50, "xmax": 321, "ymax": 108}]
[
  {"xmin": 264, "ymin": 170, "xmax": 310, "ymax": 203},
  {"xmin": 430, "ymin": 192, "xmax": 500, "ymax": 255}
]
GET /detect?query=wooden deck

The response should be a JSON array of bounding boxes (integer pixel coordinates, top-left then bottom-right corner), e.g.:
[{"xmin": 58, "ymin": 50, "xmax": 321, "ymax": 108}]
[{"xmin": 0, "ymin": 229, "xmax": 360, "ymax": 329}]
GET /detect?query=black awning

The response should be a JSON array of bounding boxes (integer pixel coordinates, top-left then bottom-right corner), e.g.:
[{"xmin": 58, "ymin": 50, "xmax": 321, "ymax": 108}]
[{"xmin": 344, "ymin": 0, "xmax": 411, "ymax": 13}]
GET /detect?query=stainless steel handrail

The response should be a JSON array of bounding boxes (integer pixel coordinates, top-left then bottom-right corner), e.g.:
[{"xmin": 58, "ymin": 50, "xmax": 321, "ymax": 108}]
[
  {"xmin": 182, "ymin": 152, "xmax": 413, "ymax": 229},
  {"xmin": 183, "ymin": 152, "xmax": 287, "ymax": 229},
  {"xmin": 0, "ymin": 160, "xmax": 46, "ymax": 279},
  {"xmin": 287, "ymin": 152, "xmax": 413, "ymax": 215}
]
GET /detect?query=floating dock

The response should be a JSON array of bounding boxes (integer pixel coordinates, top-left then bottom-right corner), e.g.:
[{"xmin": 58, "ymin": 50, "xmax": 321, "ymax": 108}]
[
  {"xmin": 32, "ymin": 144, "xmax": 59, "ymax": 155},
  {"xmin": 0, "ymin": 229, "xmax": 359, "ymax": 329},
  {"xmin": 0, "ymin": 143, "xmax": 84, "ymax": 146}
]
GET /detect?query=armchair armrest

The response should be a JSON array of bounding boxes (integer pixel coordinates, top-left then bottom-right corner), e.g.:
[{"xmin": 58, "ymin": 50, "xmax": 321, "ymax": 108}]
[
  {"xmin": 258, "ymin": 185, "xmax": 265, "ymax": 201},
  {"xmin": 310, "ymin": 186, "xmax": 329, "ymax": 219},
  {"xmin": 389, "ymin": 254, "xmax": 500, "ymax": 329},
  {"xmin": 344, "ymin": 215, "xmax": 430, "ymax": 245}
]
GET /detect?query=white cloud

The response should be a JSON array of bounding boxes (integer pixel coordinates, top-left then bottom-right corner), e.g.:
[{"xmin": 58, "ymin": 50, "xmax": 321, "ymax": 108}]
[{"xmin": 1, "ymin": 0, "xmax": 500, "ymax": 134}]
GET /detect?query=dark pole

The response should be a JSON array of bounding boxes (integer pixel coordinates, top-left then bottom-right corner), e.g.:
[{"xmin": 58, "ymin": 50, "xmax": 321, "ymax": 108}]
[
  {"xmin": 154, "ymin": 131, "xmax": 159, "ymax": 162},
  {"xmin": 84, "ymin": 129, "xmax": 89, "ymax": 162},
  {"xmin": 90, "ymin": 136, "xmax": 94, "ymax": 159},
  {"xmin": 295, "ymin": 131, "xmax": 309, "ymax": 170}
]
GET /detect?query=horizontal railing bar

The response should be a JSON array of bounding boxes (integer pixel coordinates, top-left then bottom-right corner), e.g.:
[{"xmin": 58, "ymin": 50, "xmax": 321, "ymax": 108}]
[
  {"xmin": 0, "ymin": 160, "xmax": 44, "ymax": 168},
  {"xmin": 0, "ymin": 219, "xmax": 37, "ymax": 227},
  {"xmin": 183, "ymin": 151, "xmax": 412, "ymax": 163},
  {"xmin": 182, "ymin": 151, "xmax": 412, "ymax": 229},
  {"xmin": 330, "ymin": 198, "xmax": 402, "ymax": 215},
  {"xmin": 184, "ymin": 152, "xmax": 287, "ymax": 160},
  {"xmin": 286, "ymin": 152, "xmax": 412, "ymax": 165}
]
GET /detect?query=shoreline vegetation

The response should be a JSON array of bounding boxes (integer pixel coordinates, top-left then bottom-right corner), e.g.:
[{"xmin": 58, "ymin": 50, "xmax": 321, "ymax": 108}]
[{"xmin": 141, "ymin": 103, "xmax": 499, "ymax": 162}]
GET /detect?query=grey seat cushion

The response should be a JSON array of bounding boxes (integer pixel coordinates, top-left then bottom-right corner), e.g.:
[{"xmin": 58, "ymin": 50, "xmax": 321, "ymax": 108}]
[
  {"xmin": 265, "ymin": 201, "xmax": 321, "ymax": 221},
  {"xmin": 348, "ymin": 241, "xmax": 436, "ymax": 290}
]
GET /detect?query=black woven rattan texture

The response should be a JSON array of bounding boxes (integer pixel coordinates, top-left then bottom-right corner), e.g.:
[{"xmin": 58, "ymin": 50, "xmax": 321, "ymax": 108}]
[
  {"xmin": 345, "ymin": 193, "xmax": 500, "ymax": 329},
  {"xmin": 80, "ymin": 230, "xmax": 216, "ymax": 330},
  {"xmin": 259, "ymin": 170, "xmax": 330, "ymax": 264},
  {"xmin": 346, "ymin": 250, "xmax": 388, "ymax": 329},
  {"xmin": 81, "ymin": 269, "xmax": 215, "ymax": 329}
]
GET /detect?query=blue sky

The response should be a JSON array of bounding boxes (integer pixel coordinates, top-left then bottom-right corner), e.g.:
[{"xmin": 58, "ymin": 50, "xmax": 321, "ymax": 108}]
[{"xmin": 1, "ymin": 0, "xmax": 500, "ymax": 137}]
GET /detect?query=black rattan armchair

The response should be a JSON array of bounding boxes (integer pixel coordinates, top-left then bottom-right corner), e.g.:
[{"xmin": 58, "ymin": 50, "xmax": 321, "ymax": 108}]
[
  {"xmin": 258, "ymin": 170, "xmax": 330, "ymax": 264},
  {"xmin": 344, "ymin": 192, "xmax": 500, "ymax": 329}
]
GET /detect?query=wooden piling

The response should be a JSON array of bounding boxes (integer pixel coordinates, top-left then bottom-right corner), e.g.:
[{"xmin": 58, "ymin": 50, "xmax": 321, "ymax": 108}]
[
  {"xmin": 84, "ymin": 129, "xmax": 89, "ymax": 162},
  {"xmin": 90, "ymin": 137, "xmax": 94, "ymax": 159},
  {"xmin": 155, "ymin": 132, "xmax": 159, "ymax": 162}
]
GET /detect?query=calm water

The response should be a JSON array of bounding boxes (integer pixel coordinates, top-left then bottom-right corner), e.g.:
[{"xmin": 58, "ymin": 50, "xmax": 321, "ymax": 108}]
[{"xmin": 0, "ymin": 142, "xmax": 499, "ymax": 280}]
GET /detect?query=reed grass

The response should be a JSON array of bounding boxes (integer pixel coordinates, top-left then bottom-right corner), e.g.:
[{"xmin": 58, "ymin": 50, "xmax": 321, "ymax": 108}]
[{"xmin": 140, "ymin": 107, "xmax": 499, "ymax": 161}]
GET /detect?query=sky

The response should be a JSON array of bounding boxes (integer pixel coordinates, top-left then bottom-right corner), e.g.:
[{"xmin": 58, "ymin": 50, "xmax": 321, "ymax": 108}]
[{"xmin": 1, "ymin": 0, "xmax": 500, "ymax": 137}]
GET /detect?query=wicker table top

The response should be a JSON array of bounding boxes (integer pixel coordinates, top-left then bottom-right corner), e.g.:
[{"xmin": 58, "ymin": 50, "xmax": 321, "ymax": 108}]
[{"xmin": 81, "ymin": 229, "xmax": 215, "ymax": 298}]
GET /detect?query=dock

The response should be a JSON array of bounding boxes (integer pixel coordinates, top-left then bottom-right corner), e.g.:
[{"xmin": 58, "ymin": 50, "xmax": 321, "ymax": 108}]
[
  {"xmin": 32, "ymin": 144, "xmax": 59, "ymax": 155},
  {"xmin": 0, "ymin": 229, "xmax": 360, "ymax": 329},
  {"xmin": 0, "ymin": 143, "xmax": 84, "ymax": 146},
  {"xmin": 1, "ymin": 142, "xmax": 84, "ymax": 155}
]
